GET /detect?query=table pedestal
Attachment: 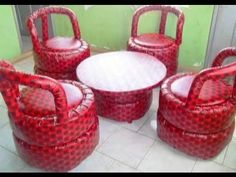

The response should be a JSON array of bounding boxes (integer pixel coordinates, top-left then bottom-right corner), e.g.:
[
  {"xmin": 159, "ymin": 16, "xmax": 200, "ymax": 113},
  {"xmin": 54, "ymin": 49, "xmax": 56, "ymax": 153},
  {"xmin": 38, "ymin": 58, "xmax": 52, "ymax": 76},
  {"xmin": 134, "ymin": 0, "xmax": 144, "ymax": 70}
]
[{"xmin": 93, "ymin": 89, "xmax": 153, "ymax": 123}]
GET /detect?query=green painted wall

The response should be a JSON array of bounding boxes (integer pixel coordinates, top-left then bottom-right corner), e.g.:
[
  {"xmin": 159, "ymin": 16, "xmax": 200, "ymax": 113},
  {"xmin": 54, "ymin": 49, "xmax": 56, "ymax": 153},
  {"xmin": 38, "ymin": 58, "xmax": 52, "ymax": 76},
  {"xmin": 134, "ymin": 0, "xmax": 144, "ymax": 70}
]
[
  {"xmin": 0, "ymin": 5, "xmax": 21, "ymax": 60},
  {"xmin": 53, "ymin": 5, "xmax": 214, "ymax": 70}
]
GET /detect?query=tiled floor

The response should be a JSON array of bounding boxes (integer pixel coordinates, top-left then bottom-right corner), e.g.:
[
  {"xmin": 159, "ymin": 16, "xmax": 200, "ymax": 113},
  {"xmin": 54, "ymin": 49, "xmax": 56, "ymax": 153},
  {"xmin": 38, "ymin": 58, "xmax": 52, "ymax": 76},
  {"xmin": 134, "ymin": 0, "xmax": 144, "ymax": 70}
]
[{"xmin": 0, "ymin": 55, "xmax": 236, "ymax": 172}]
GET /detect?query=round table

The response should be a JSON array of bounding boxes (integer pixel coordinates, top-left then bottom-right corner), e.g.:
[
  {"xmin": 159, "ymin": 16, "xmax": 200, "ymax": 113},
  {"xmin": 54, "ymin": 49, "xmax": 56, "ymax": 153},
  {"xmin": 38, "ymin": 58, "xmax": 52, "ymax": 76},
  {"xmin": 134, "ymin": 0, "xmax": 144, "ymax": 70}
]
[{"xmin": 76, "ymin": 51, "xmax": 166, "ymax": 122}]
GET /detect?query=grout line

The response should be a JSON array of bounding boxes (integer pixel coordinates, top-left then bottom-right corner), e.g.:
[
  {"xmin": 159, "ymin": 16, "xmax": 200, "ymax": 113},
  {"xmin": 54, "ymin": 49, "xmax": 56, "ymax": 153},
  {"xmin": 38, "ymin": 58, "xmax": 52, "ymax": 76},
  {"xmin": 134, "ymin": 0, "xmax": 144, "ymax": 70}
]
[
  {"xmin": 211, "ymin": 160, "xmax": 236, "ymax": 171},
  {"xmin": 222, "ymin": 144, "xmax": 230, "ymax": 165},
  {"xmin": 220, "ymin": 163, "xmax": 236, "ymax": 171},
  {"xmin": 108, "ymin": 160, "xmax": 117, "ymax": 171},
  {"xmin": 136, "ymin": 111, "xmax": 155, "ymax": 133},
  {"xmin": 119, "ymin": 126, "xmax": 155, "ymax": 141},
  {"xmin": 135, "ymin": 139, "xmax": 156, "ymax": 170},
  {"xmin": 136, "ymin": 131, "xmax": 157, "ymax": 141},
  {"xmin": 100, "ymin": 114, "xmax": 155, "ymax": 138},
  {"xmin": 0, "ymin": 123, "xmax": 19, "ymax": 156},
  {"xmin": 0, "ymin": 143, "xmax": 20, "ymax": 157},
  {"xmin": 96, "ymin": 125, "xmax": 122, "ymax": 150},
  {"xmin": 95, "ymin": 150, "xmax": 138, "ymax": 171},
  {"xmin": 96, "ymin": 123, "xmax": 156, "ymax": 166},
  {"xmin": 190, "ymin": 160, "xmax": 198, "ymax": 172}
]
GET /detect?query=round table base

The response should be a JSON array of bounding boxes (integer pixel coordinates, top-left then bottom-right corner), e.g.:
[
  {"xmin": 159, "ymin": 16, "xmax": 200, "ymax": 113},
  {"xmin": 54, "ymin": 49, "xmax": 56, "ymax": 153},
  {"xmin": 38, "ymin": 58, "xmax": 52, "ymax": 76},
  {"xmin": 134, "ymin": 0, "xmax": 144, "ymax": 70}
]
[{"xmin": 94, "ymin": 90, "xmax": 153, "ymax": 123}]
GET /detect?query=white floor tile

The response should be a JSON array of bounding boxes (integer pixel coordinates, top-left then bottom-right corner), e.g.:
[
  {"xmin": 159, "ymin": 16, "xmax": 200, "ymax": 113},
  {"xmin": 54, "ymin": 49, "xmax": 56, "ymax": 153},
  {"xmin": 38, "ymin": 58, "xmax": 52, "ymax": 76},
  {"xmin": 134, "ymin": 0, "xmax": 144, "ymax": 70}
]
[
  {"xmin": 97, "ymin": 117, "xmax": 122, "ymax": 148},
  {"xmin": 70, "ymin": 151, "xmax": 114, "ymax": 172},
  {"xmin": 0, "ymin": 146, "xmax": 25, "ymax": 172},
  {"xmin": 138, "ymin": 111, "xmax": 157, "ymax": 139},
  {"xmin": 234, "ymin": 120, "xmax": 236, "ymax": 138},
  {"xmin": 137, "ymin": 140, "xmax": 197, "ymax": 172},
  {"xmin": 120, "ymin": 111, "xmax": 153, "ymax": 132},
  {"xmin": 0, "ymin": 95, "xmax": 7, "ymax": 108},
  {"xmin": 108, "ymin": 161, "xmax": 138, "ymax": 172},
  {"xmin": 97, "ymin": 128, "xmax": 154, "ymax": 168},
  {"xmin": 19, "ymin": 164, "xmax": 45, "ymax": 172},
  {"xmin": 192, "ymin": 161, "xmax": 235, "ymax": 172},
  {"xmin": 0, "ymin": 124, "xmax": 17, "ymax": 154},
  {"xmin": 0, "ymin": 106, "xmax": 9, "ymax": 128},
  {"xmin": 223, "ymin": 139, "xmax": 236, "ymax": 170},
  {"xmin": 14, "ymin": 57, "xmax": 34, "ymax": 73},
  {"xmin": 213, "ymin": 146, "xmax": 228, "ymax": 164},
  {"xmin": 101, "ymin": 110, "xmax": 153, "ymax": 132}
]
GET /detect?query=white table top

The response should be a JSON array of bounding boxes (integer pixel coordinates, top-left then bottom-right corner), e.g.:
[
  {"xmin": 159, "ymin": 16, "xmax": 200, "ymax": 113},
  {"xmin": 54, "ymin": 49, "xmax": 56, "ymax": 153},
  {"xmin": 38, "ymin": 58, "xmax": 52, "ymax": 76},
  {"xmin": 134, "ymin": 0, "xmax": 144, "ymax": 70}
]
[{"xmin": 76, "ymin": 51, "xmax": 166, "ymax": 92}]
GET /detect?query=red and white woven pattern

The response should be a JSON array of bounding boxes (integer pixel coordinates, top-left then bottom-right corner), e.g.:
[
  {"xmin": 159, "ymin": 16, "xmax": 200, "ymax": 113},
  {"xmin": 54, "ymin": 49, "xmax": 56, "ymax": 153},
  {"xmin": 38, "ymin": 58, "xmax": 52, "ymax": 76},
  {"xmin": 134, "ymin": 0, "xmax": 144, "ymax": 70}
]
[
  {"xmin": 34, "ymin": 66, "xmax": 77, "ymax": 81},
  {"xmin": 27, "ymin": 6, "xmax": 90, "ymax": 80},
  {"xmin": 157, "ymin": 47, "xmax": 236, "ymax": 159},
  {"xmin": 94, "ymin": 90, "xmax": 153, "ymax": 122},
  {"xmin": 157, "ymin": 112, "xmax": 235, "ymax": 159},
  {"xmin": 0, "ymin": 60, "xmax": 99, "ymax": 171},
  {"xmin": 14, "ymin": 120, "xmax": 99, "ymax": 172},
  {"xmin": 127, "ymin": 5, "xmax": 185, "ymax": 77}
]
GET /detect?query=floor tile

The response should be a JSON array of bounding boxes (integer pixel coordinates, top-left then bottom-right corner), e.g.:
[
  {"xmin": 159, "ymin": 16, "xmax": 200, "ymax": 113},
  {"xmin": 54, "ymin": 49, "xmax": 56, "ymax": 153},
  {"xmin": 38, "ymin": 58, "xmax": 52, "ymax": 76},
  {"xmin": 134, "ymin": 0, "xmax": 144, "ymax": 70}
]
[
  {"xmin": 0, "ymin": 124, "xmax": 16, "ymax": 154},
  {"xmin": 213, "ymin": 146, "xmax": 228, "ymax": 164},
  {"xmin": 108, "ymin": 161, "xmax": 138, "ymax": 172},
  {"xmin": 70, "ymin": 151, "xmax": 114, "ymax": 172},
  {"xmin": 101, "ymin": 110, "xmax": 153, "ymax": 132},
  {"xmin": 0, "ymin": 106, "xmax": 9, "ymax": 128},
  {"xmin": 223, "ymin": 139, "xmax": 236, "ymax": 170},
  {"xmin": 97, "ymin": 128, "xmax": 154, "ymax": 168},
  {"xmin": 14, "ymin": 57, "xmax": 34, "ymax": 73},
  {"xmin": 97, "ymin": 117, "xmax": 122, "ymax": 148},
  {"xmin": 0, "ymin": 146, "xmax": 25, "ymax": 172},
  {"xmin": 138, "ymin": 111, "xmax": 157, "ymax": 139},
  {"xmin": 19, "ymin": 164, "xmax": 45, "ymax": 172},
  {"xmin": 0, "ymin": 95, "xmax": 7, "ymax": 108},
  {"xmin": 192, "ymin": 161, "xmax": 235, "ymax": 172},
  {"xmin": 119, "ymin": 111, "xmax": 153, "ymax": 132},
  {"xmin": 234, "ymin": 119, "xmax": 236, "ymax": 138},
  {"xmin": 137, "ymin": 140, "xmax": 197, "ymax": 172}
]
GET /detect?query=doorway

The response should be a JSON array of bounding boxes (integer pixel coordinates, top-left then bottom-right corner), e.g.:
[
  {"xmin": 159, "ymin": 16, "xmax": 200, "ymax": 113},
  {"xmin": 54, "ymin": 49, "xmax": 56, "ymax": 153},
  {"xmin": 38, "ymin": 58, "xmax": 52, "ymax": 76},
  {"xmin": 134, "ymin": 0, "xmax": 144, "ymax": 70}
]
[
  {"xmin": 205, "ymin": 5, "xmax": 236, "ymax": 67},
  {"xmin": 14, "ymin": 5, "xmax": 55, "ymax": 53}
]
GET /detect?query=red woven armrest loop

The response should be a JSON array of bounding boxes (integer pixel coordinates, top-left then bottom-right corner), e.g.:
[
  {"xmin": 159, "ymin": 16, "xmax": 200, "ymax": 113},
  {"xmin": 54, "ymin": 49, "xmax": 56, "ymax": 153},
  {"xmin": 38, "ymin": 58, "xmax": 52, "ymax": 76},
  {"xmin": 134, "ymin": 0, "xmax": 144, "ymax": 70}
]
[
  {"xmin": 186, "ymin": 48, "xmax": 236, "ymax": 109},
  {"xmin": 27, "ymin": 6, "xmax": 80, "ymax": 54},
  {"xmin": 0, "ymin": 60, "xmax": 68, "ymax": 124},
  {"xmin": 131, "ymin": 5, "xmax": 185, "ymax": 45}
]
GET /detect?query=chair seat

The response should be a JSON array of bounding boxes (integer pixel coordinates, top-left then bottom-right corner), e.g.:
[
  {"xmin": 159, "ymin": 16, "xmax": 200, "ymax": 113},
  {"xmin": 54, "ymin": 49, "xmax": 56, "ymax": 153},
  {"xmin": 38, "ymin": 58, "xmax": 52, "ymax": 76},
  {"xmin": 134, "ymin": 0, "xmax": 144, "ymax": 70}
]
[
  {"xmin": 44, "ymin": 37, "xmax": 82, "ymax": 51},
  {"xmin": 19, "ymin": 83, "xmax": 83, "ymax": 116},
  {"xmin": 133, "ymin": 33, "xmax": 174, "ymax": 48},
  {"xmin": 171, "ymin": 75, "xmax": 232, "ymax": 105}
]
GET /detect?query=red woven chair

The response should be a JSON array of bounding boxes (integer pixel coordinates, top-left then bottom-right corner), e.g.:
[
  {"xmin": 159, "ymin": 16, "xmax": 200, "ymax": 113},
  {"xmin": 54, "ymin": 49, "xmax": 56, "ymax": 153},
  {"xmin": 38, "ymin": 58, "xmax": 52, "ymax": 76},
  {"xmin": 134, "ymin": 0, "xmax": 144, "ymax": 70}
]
[
  {"xmin": 0, "ymin": 60, "xmax": 99, "ymax": 172},
  {"xmin": 157, "ymin": 47, "xmax": 236, "ymax": 159},
  {"xmin": 128, "ymin": 5, "xmax": 185, "ymax": 77},
  {"xmin": 27, "ymin": 6, "xmax": 90, "ymax": 80}
]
